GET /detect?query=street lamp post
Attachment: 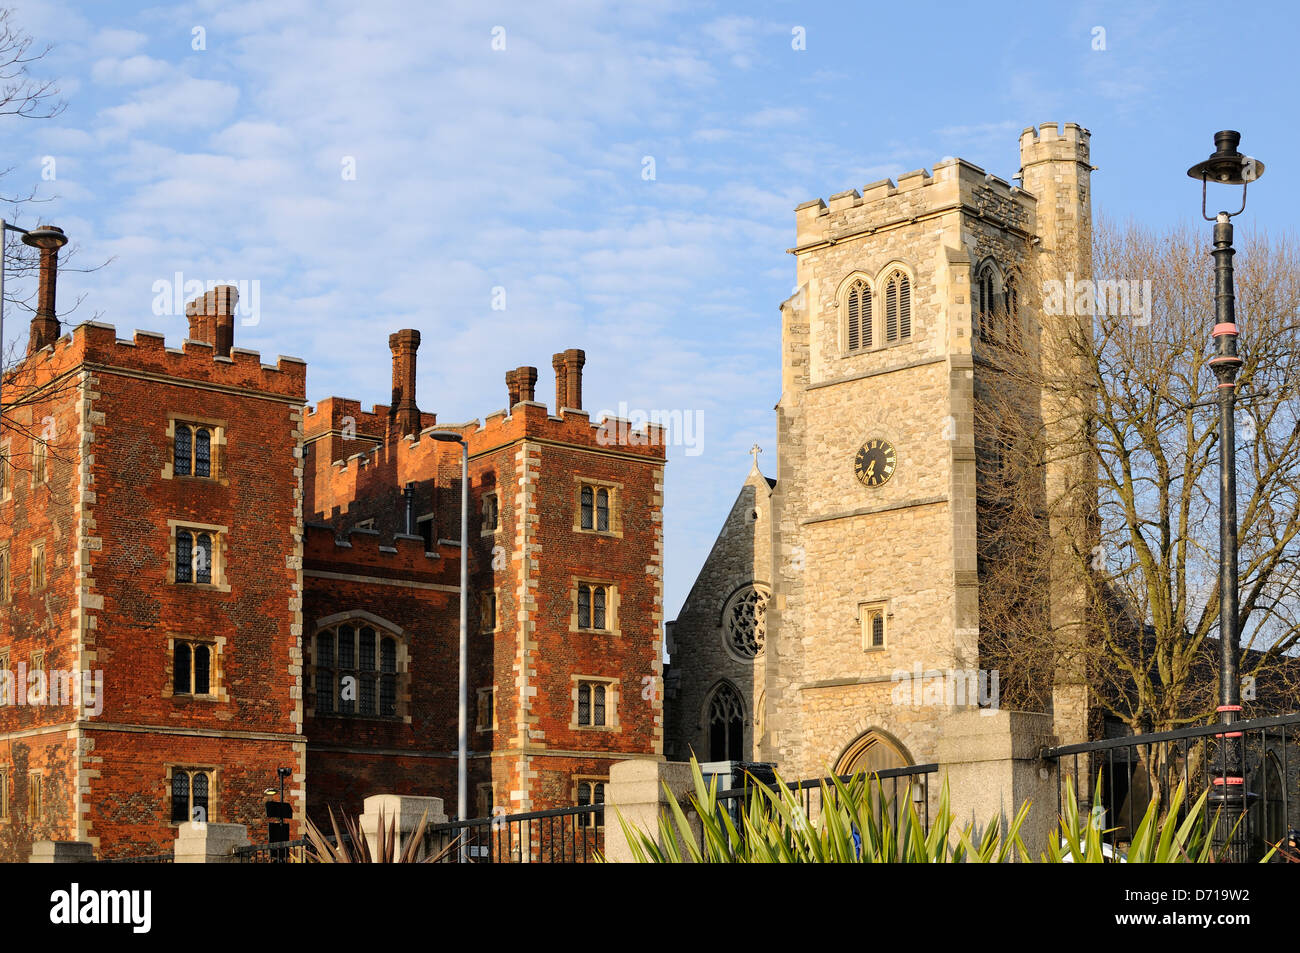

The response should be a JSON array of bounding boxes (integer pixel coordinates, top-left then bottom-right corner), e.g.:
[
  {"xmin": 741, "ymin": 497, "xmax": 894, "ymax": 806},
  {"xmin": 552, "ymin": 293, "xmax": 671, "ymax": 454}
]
[
  {"xmin": 430, "ymin": 430, "xmax": 469, "ymax": 862},
  {"xmin": 0, "ymin": 222, "xmax": 67, "ymax": 451},
  {"xmin": 1187, "ymin": 130, "xmax": 1264, "ymax": 863}
]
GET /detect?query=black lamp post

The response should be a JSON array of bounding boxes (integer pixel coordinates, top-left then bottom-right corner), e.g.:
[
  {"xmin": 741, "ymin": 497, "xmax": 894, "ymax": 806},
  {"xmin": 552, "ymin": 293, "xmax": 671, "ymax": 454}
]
[{"xmin": 1187, "ymin": 130, "xmax": 1264, "ymax": 862}]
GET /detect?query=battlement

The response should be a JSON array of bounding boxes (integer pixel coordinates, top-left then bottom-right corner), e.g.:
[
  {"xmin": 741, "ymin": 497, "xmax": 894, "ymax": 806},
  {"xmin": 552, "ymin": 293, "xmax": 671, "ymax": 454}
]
[
  {"xmin": 795, "ymin": 154, "xmax": 1032, "ymax": 246},
  {"xmin": 302, "ymin": 521, "xmax": 459, "ymax": 583},
  {"xmin": 1019, "ymin": 121, "xmax": 1091, "ymax": 167},
  {"xmin": 14, "ymin": 320, "xmax": 306, "ymax": 399}
]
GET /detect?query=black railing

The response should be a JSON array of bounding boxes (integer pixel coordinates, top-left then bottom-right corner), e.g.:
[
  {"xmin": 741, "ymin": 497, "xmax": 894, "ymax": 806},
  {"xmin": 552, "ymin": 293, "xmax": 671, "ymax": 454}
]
[
  {"xmin": 233, "ymin": 838, "xmax": 314, "ymax": 863},
  {"xmin": 424, "ymin": 803, "xmax": 605, "ymax": 863},
  {"xmin": 1044, "ymin": 711, "xmax": 1300, "ymax": 862},
  {"xmin": 708, "ymin": 762, "xmax": 939, "ymax": 855},
  {"xmin": 93, "ymin": 852, "xmax": 174, "ymax": 863}
]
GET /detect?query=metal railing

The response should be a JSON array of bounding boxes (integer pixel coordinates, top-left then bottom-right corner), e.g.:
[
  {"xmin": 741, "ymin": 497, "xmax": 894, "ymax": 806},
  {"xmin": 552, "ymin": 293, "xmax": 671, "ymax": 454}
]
[
  {"xmin": 425, "ymin": 802, "xmax": 605, "ymax": 863},
  {"xmin": 708, "ymin": 762, "xmax": 939, "ymax": 855},
  {"xmin": 93, "ymin": 852, "xmax": 174, "ymax": 863},
  {"xmin": 233, "ymin": 838, "xmax": 314, "ymax": 863},
  {"xmin": 1045, "ymin": 711, "xmax": 1300, "ymax": 862}
]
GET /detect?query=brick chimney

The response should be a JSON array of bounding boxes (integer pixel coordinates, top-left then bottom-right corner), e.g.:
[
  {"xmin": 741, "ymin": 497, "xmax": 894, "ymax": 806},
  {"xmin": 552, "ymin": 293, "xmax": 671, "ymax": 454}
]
[
  {"xmin": 389, "ymin": 329, "xmax": 421, "ymax": 438},
  {"xmin": 508, "ymin": 365, "xmax": 537, "ymax": 407},
  {"xmin": 553, "ymin": 348, "xmax": 585, "ymax": 410},
  {"xmin": 23, "ymin": 225, "xmax": 67, "ymax": 355},
  {"xmin": 185, "ymin": 285, "xmax": 239, "ymax": 357},
  {"xmin": 506, "ymin": 369, "xmax": 521, "ymax": 407}
]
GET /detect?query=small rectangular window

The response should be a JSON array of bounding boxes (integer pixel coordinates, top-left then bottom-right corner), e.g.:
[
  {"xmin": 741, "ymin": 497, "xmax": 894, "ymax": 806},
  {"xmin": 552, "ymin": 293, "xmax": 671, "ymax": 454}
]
[
  {"xmin": 476, "ymin": 688, "xmax": 494, "ymax": 731},
  {"xmin": 172, "ymin": 421, "xmax": 219, "ymax": 479},
  {"xmin": 30, "ymin": 543, "xmax": 45, "ymax": 592},
  {"xmin": 417, "ymin": 516, "xmax": 434, "ymax": 553},
  {"xmin": 576, "ymin": 583, "xmax": 613, "ymax": 632},
  {"xmin": 174, "ymin": 527, "xmax": 220, "ymax": 586},
  {"xmin": 576, "ymin": 680, "xmax": 610, "ymax": 728},
  {"xmin": 0, "ymin": 768, "xmax": 8, "ymax": 821},
  {"xmin": 576, "ymin": 482, "xmax": 617, "ymax": 534},
  {"xmin": 861, "ymin": 603, "xmax": 888, "ymax": 651},
  {"xmin": 481, "ymin": 592, "xmax": 497, "ymax": 632},
  {"xmin": 32, "ymin": 442, "xmax": 47, "ymax": 485},
  {"xmin": 482, "ymin": 493, "xmax": 499, "ymax": 532},
  {"xmin": 170, "ymin": 768, "xmax": 213, "ymax": 824},
  {"xmin": 0, "ymin": 549, "xmax": 8, "ymax": 603},
  {"xmin": 27, "ymin": 771, "xmax": 41, "ymax": 824}
]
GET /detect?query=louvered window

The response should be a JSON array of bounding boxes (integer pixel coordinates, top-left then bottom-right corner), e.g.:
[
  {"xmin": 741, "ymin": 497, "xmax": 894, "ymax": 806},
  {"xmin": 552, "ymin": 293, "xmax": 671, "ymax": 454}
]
[
  {"xmin": 885, "ymin": 271, "xmax": 911, "ymax": 343},
  {"xmin": 845, "ymin": 279, "xmax": 871, "ymax": 352}
]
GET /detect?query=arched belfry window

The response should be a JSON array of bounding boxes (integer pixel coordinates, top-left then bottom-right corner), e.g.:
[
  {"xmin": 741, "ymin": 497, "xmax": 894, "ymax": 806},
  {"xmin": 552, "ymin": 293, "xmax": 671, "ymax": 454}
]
[
  {"xmin": 884, "ymin": 270, "xmax": 911, "ymax": 343},
  {"xmin": 844, "ymin": 278, "xmax": 872, "ymax": 353},
  {"xmin": 706, "ymin": 683, "xmax": 745, "ymax": 762},
  {"xmin": 977, "ymin": 263, "xmax": 1000, "ymax": 342},
  {"xmin": 1004, "ymin": 272, "xmax": 1020, "ymax": 350},
  {"xmin": 312, "ymin": 620, "xmax": 403, "ymax": 718}
]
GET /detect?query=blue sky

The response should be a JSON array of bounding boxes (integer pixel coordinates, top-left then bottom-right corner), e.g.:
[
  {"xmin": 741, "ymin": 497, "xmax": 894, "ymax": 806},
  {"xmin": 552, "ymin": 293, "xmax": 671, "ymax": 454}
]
[{"xmin": 3, "ymin": 0, "xmax": 1298, "ymax": 618}]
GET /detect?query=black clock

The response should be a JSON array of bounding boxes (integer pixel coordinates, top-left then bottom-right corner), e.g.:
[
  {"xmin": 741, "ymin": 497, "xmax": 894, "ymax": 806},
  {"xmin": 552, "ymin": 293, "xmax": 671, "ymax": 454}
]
[{"xmin": 854, "ymin": 439, "xmax": 896, "ymax": 488}]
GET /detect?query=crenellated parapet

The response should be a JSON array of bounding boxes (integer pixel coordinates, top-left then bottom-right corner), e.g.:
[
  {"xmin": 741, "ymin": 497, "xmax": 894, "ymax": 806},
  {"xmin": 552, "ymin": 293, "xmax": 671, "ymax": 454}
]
[
  {"xmin": 13, "ymin": 320, "xmax": 306, "ymax": 401},
  {"xmin": 794, "ymin": 157, "xmax": 1036, "ymax": 250},
  {"xmin": 301, "ymin": 521, "xmax": 460, "ymax": 584}
]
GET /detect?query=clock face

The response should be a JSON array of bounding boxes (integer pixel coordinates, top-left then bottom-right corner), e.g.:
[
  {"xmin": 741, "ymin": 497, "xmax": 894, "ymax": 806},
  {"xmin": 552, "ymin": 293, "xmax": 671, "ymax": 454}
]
[{"xmin": 854, "ymin": 439, "xmax": 896, "ymax": 488}]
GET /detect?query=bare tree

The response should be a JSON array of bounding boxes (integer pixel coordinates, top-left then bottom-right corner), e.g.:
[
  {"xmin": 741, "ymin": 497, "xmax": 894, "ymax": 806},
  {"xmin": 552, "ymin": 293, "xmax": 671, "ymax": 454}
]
[{"xmin": 978, "ymin": 217, "xmax": 1300, "ymax": 753}]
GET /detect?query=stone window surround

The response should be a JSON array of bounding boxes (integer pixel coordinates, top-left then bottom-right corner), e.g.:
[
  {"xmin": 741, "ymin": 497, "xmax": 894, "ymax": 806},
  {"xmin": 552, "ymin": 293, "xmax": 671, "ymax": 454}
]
[
  {"xmin": 161, "ymin": 414, "xmax": 229, "ymax": 484},
  {"xmin": 0, "ymin": 766, "xmax": 8, "ymax": 824},
  {"xmin": 475, "ymin": 686, "xmax": 495, "ymax": 732},
  {"xmin": 30, "ymin": 540, "xmax": 45, "ymax": 593},
  {"xmin": 480, "ymin": 490, "xmax": 500, "ymax": 536},
  {"xmin": 571, "ymin": 775, "xmax": 608, "ymax": 828},
  {"xmin": 166, "ymin": 519, "xmax": 231, "ymax": 592},
  {"xmin": 836, "ymin": 261, "xmax": 916, "ymax": 357},
  {"xmin": 31, "ymin": 439, "xmax": 47, "ymax": 487},
  {"xmin": 0, "ymin": 544, "xmax": 8, "ymax": 603},
  {"xmin": 569, "ymin": 577, "xmax": 620, "ymax": 637},
  {"xmin": 857, "ymin": 600, "xmax": 890, "ymax": 652},
  {"xmin": 305, "ymin": 611, "xmax": 412, "ymax": 724},
  {"xmin": 162, "ymin": 633, "xmax": 229, "ymax": 703},
  {"xmin": 0, "ymin": 440, "xmax": 10, "ymax": 502},
  {"xmin": 719, "ymin": 583, "xmax": 770, "ymax": 663},
  {"xmin": 479, "ymin": 589, "xmax": 499, "ymax": 634},
  {"xmin": 27, "ymin": 769, "xmax": 41, "ymax": 824},
  {"xmin": 165, "ymin": 764, "xmax": 219, "ymax": 827},
  {"xmin": 570, "ymin": 675, "xmax": 621, "ymax": 732},
  {"xmin": 572, "ymin": 477, "xmax": 624, "ymax": 538}
]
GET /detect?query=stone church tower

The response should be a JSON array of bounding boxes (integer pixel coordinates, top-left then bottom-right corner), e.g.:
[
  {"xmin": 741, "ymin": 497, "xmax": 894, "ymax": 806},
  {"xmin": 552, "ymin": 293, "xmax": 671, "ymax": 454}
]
[{"xmin": 665, "ymin": 123, "xmax": 1093, "ymax": 778}]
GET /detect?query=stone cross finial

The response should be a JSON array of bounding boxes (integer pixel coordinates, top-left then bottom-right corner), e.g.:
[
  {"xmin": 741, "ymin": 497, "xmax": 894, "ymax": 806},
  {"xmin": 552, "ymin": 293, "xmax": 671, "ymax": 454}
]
[{"xmin": 750, "ymin": 444, "xmax": 763, "ymax": 468}]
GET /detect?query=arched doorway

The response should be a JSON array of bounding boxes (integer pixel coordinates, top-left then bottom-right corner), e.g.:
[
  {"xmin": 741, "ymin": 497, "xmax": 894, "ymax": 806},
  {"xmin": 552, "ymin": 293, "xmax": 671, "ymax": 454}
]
[
  {"xmin": 1249, "ymin": 752, "xmax": 1287, "ymax": 858},
  {"xmin": 834, "ymin": 730, "xmax": 911, "ymax": 776},
  {"xmin": 706, "ymin": 683, "xmax": 745, "ymax": 762}
]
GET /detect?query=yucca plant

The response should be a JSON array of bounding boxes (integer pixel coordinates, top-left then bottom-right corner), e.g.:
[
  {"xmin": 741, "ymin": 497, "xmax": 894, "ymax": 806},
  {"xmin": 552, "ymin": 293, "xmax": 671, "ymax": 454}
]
[
  {"xmin": 1045, "ymin": 776, "xmax": 1274, "ymax": 863},
  {"xmin": 303, "ymin": 806, "xmax": 454, "ymax": 862},
  {"xmin": 611, "ymin": 757, "xmax": 1029, "ymax": 863}
]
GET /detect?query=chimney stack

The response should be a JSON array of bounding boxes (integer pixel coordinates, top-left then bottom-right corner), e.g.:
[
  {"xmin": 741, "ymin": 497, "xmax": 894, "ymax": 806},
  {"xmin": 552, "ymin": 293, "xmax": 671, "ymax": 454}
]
[
  {"xmin": 559, "ymin": 348, "xmax": 585, "ymax": 410},
  {"xmin": 185, "ymin": 285, "xmax": 239, "ymax": 358},
  {"xmin": 22, "ymin": 225, "xmax": 68, "ymax": 355},
  {"xmin": 506, "ymin": 369, "xmax": 521, "ymax": 407},
  {"xmin": 389, "ymin": 329, "xmax": 421, "ymax": 438}
]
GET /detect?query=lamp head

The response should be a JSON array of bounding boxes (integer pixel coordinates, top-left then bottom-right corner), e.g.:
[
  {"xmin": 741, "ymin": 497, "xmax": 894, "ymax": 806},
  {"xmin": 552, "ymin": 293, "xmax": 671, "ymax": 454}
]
[
  {"xmin": 21, "ymin": 225, "xmax": 68, "ymax": 251},
  {"xmin": 429, "ymin": 430, "xmax": 466, "ymax": 445},
  {"xmin": 1187, "ymin": 130, "xmax": 1263, "ymax": 185}
]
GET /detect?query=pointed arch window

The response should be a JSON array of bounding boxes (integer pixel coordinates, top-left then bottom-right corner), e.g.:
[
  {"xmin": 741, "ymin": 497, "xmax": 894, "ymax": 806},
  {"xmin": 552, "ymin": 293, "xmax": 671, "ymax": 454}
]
[
  {"xmin": 311, "ymin": 621, "xmax": 405, "ymax": 719},
  {"xmin": 1004, "ymin": 273, "xmax": 1020, "ymax": 350},
  {"xmin": 173, "ymin": 422, "xmax": 218, "ymax": 479},
  {"xmin": 844, "ymin": 279, "xmax": 872, "ymax": 353},
  {"xmin": 977, "ymin": 264, "xmax": 1000, "ymax": 342},
  {"xmin": 885, "ymin": 271, "xmax": 911, "ymax": 343},
  {"xmin": 707, "ymin": 683, "xmax": 745, "ymax": 761}
]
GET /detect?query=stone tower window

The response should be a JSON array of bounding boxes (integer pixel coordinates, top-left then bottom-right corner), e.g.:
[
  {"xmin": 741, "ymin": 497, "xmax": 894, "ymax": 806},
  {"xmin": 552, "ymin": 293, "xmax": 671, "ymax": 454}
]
[
  {"xmin": 844, "ymin": 278, "xmax": 872, "ymax": 353},
  {"xmin": 706, "ymin": 683, "xmax": 745, "ymax": 761},
  {"xmin": 884, "ymin": 270, "xmax": 911, "ymax": 343},
  {"xmin": 170, "ymin": 768, "xmax": 212, "ymax": 824},
  {"xmin": 723, "ymin": 585, "xmax": 769, "ymax": 660}
]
